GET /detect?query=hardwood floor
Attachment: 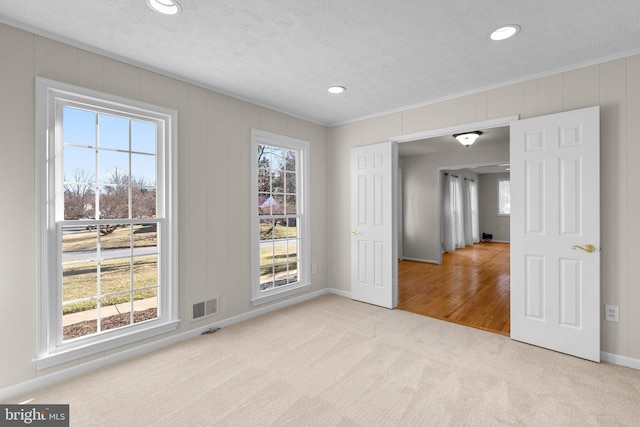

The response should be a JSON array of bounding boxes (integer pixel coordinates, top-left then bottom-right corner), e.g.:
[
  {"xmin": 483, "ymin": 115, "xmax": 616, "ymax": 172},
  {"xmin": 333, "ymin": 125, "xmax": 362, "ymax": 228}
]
[{"xmin": 398, "ymin": 242, "xmax": 510, "ymax": 336}]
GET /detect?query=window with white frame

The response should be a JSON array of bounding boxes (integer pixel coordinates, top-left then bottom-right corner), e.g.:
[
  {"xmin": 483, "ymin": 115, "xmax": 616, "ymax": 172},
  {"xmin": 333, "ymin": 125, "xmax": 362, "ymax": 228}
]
[
  {"xmin": 251, "ymin": 129, "xmax": 310, "ymax": 305},
  {"xmin": 36, "ymin": 78, "xmax": 179, "ymax": 367},
  {"xmin": 498, "ymin": 178, "xmax": 511, "ymax": 216}
]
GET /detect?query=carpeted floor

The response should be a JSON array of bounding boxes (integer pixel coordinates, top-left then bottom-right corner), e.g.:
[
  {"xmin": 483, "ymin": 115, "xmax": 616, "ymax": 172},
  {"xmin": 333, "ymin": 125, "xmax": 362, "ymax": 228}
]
[{"xmin": 11, "ymin": 294, "xmax": 640, "ymax": 426}]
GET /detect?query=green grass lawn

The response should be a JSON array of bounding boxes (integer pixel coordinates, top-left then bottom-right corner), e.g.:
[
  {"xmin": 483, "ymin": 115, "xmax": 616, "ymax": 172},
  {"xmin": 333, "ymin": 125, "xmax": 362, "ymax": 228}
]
[
  {"xmin": 259, "ymin": 243, "xmax": 298, "ymax": 279},
  {"xmin": 260, "ymin": 221, "xmax": 297, "ymax": 240},
  {"xmin": 62, "ymin": 255, "xmax": 158, "ymax": 314},
  {"xmin": 62, "ymin": 223, "xmax": 299, "ymax": 314},
  {"xmin": 62, "ymin": 224, "xmax": 157, "ymax": 252},
  {"xmin": 61, "ymin": 225, "xmax": 158, "ymax": 314},
  {"xmin": 259, "ymin": 221, "xmax": 298, "ymax": 282}
]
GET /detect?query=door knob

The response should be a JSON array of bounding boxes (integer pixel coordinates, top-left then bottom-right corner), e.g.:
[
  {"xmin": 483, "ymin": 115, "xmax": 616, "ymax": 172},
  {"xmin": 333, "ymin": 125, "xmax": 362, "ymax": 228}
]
[
  {"xmin": 572, "ymin": 244, "xmax": 595, "ymax": 253},
  {"xmin": 351, "ymin": 230, "xmax": 358, "ymax": 236}
]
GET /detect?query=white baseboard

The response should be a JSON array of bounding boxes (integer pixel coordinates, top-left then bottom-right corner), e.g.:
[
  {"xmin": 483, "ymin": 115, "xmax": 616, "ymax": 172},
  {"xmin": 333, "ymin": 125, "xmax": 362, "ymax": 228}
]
[
  {"xmin": 327, "ymin": 287, "xmax": 351, "ymax": 298},
  {"xmin": 0, "ymin": 288, "xmax": 330, "ymax": 402},
  {"xmin": 601, "ymin": 352, "xmax": 640, "ymax": 370},
  {"xmin": 401, "ymin": 257, "xmax": 439, "ymax": 264}
]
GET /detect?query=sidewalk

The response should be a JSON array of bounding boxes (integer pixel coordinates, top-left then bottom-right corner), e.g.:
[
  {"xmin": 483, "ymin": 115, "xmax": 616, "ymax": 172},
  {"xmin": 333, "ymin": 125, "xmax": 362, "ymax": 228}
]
[{"xmin": 62, "ymin": 297, "xmax": 158, "ymax": 326}]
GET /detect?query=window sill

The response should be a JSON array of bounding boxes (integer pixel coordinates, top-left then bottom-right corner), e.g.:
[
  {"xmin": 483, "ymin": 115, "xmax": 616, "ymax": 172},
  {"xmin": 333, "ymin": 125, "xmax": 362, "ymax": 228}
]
[
  {"xmin": 35, "ymin": 319, "xmax": 180, "ymax": 370},
  {"xmin": 251, "ymin": 283, "xmax": 311, "ymax": 307}
]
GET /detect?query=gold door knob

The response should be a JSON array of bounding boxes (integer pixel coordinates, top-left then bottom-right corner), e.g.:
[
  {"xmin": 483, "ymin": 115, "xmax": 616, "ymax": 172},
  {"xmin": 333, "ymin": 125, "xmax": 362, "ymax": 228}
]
[
  {"xmin": 572, "ymin": 244, "xmax": 595, "ymax": 253},
  {"xmin": 351, "ymin": 230, "xmax": 358, "ymax": 236}
]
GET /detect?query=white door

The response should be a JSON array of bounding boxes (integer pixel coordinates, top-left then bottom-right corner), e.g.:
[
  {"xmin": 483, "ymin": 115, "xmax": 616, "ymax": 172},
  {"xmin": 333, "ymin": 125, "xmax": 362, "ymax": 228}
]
[
  {"xmin": 510, "ymin": 106, "xmax": 600, "ymax": 362},
  {"xmin": 351, "ymin": 142, "xmax": 397, "ymax": 309}
]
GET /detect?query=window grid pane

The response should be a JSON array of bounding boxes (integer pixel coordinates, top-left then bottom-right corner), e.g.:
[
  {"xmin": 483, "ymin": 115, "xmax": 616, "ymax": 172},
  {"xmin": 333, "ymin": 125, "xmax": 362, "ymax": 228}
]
[
  {"xmin": 257, "ymin": 143, "xmax": 301, "ymax": 292},
  {"xmin": 61, "ymin": 222, "xmax": 160, "ymax": 341},
  {"xmin": 60, "ymin": 106, "xmax": 160, "ymax": 341}
]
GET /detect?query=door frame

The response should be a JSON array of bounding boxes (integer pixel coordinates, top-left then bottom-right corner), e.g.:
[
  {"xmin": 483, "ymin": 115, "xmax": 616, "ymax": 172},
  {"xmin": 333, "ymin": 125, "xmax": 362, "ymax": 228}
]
[{"xmin": 397, "ymin": 168, "xmax": 403, "ymax": 260}]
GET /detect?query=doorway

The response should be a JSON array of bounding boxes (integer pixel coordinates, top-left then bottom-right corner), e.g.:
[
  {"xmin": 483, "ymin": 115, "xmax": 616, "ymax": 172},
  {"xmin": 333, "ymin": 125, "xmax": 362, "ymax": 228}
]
[
  {"xmin": 394, "ymin": 121, "xmax": 513, "ymax": 335},
  {"xmin": 352, "ymin": 108, "xmax": 600, "ymax": 360}
]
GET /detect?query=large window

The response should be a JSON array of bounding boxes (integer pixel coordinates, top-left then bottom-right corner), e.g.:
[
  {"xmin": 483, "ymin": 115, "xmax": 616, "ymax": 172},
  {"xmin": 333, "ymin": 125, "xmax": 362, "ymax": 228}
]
[
  {"xmin": 251, "ymin": 130, "xmax": 310, "ymax": 305},
  {"xmin": 36, "ymin": 78, "xmax": 179, "ymax": 367},
  {"xmin": 498, "ymin": 178, "xmax": 511, "ymax": 216}
]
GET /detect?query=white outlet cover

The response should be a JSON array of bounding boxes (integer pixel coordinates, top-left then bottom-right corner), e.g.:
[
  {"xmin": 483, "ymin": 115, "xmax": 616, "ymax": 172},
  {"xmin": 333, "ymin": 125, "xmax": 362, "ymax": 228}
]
[{"xmin": 605, "ymin": 304, "xmax": 619, "ymax": 322}]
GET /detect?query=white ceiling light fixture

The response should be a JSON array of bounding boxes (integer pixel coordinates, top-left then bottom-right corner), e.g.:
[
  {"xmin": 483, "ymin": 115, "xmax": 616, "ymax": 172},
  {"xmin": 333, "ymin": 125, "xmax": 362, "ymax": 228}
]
[
  {"xmin": 328, "ymin": 86, "xmax": 346, "ymax": 94},
  {"xmin": 490, "ymin": 25, "xmax": 520, "ymax": 41},
  {"xmin": 148, "ymin": 0, "xmax": 182, "ymax": 16},
  {"xmin": 453, "ymin": 131, "xmax": 483, "ymax": 147}
]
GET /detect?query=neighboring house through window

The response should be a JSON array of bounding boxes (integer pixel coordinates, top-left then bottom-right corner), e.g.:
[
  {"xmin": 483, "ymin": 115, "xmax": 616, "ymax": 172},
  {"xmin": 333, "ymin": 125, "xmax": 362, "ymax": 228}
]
[
  {"xmin": 251, "ymin": 129, "xmax": 310, "ymax": 305},
  {"xmin": 35, "ymin": 78, "xmax": 179, "ymax": 368}
]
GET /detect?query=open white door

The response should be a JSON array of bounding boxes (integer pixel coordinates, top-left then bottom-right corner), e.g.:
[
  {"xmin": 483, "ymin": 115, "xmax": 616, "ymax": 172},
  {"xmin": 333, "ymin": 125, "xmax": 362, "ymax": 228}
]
[
  {"xmin": 510, "ymin": 106, "xmax": 600, "ymax": 362},
  {"xmin": 351, "ymin": 142, "xmax": 397, "ymax": 308}
]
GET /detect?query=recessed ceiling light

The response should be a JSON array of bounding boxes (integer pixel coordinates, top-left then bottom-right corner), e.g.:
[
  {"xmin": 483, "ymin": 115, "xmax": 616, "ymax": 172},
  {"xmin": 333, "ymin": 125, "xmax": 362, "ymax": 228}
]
[
  {"xmin": 148, "ymin": 0, "xmax": 182, "ymax": 15},
  {"xmin": 490, "ymin": 25, "xmax": 520, "ymax": 41},
  {"xmin": 328, "ymin": 86, "xmax": 346, "ymax": 94}
]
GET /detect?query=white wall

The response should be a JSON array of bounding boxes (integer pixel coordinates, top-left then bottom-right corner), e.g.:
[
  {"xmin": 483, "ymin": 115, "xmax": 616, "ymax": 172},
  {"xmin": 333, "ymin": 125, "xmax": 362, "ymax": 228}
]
[
  {"xmin": 329, "ymin": 55, "xmax": 640, "ymax": 360},
  {"xmin": 479, "ymin": 173, "xmax": 511, "ymax": 242},
  {"xmin": 0, "ymin": 23, "xmax": 329, "ymax": 389},
  {"xmin": 400, "ymin": 144, "xmax": 509, "ymax": 262}
]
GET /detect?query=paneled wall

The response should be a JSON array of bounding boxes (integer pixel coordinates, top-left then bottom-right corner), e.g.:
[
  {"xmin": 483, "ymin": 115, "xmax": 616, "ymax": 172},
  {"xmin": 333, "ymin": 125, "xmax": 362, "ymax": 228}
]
[
  {"xmin": 329, "ymin": 56, "xmax": 640, "ymax": 359},
  {"xmin": 0, "ymin": 23, "xmax": 329, "ymax": 389}
]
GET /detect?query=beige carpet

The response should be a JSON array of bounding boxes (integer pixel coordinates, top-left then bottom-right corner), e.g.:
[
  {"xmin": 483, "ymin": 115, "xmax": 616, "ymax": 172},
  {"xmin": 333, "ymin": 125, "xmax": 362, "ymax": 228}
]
[{"xmin": 11, "ymin": 294, "xmax": 640, "ymax": 426}]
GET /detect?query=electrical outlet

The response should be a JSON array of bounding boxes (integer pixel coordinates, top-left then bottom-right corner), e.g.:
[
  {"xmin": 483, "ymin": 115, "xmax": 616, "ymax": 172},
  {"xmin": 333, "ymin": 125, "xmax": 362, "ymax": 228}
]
[
  {"xmin": 605, "ymin": 305, "xmax": 619, "ymax": 322},
  {"xmin": 312, "ymin": 264, "xmax": 317, "ymax": 274}
]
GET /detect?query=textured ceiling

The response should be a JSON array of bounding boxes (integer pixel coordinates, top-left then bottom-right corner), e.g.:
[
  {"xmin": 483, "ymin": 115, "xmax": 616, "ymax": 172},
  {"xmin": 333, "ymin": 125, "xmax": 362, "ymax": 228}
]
[{"xmin": 1, "ymin": 0, "xmax": 640, "ymax": 125}]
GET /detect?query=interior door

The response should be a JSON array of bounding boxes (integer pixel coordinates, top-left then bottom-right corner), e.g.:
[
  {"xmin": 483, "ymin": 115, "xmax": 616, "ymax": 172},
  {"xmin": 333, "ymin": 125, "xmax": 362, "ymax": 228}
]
[
  {"xmin": 351, "ymin": 142, "xmax": 397, "ymax": 309},
  {"xmin": 510, "ymin": 106, "xmax": 600, "ymax": 362}
]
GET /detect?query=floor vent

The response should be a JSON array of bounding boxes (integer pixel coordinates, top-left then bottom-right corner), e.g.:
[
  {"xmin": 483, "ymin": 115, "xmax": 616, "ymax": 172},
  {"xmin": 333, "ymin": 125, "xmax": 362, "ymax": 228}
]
[{"xmin": 193, "ymin": 297, "xmax": 218, "ymax": 320}]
